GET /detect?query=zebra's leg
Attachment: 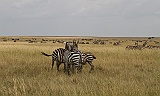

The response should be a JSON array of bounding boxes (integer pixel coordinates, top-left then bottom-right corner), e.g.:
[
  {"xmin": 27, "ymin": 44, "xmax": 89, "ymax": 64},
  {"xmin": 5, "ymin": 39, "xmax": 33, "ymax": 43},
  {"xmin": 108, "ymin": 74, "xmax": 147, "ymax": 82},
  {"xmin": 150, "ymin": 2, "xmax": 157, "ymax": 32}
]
[
  {"xmin": 77, "ymin": 64, "xmax": 82, "ymax": 74},
  {"xmin": 68, "ymin": 64, "xmax": 71, "ymax": 75},
  {"xmin": 56, "ymin": 61, "xmax": 61, "ymax": 71},
  {"xmin": 80, "ymin": 63, "xmax": 83, "ymax": 73},
  {"xmin": 88, "ymin": 61, "xmax": 94, "ymax": 73},
  {"xmin": 64, "ymin": 62, "xmax": 67, "ymax": 73},
  {"xmin": 63, "ymin": 63, "xmax": 66, "ymax": 73},
  {"xmin": 71, "ymin": 64, "xmax": 75, "ymax": 73},
  {"xmin": 76, "ymin": 67, "xmax": 79, "ymax": 74},
  {"xmin": 51, "ymin": 58, "xmax": 54, "ymax": 70},
  {"xmin": 64, "ymin": 62, "xmax": 70, "ymax": 75}
]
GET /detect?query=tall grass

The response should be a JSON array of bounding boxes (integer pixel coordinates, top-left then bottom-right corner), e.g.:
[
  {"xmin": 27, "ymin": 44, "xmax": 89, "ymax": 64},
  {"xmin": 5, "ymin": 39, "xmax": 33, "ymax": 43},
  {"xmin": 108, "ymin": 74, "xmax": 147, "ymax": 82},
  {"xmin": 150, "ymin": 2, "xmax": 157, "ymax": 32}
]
[{"xmin": 0, "ymin": 42, "xmax": 160, "ymax": 96}]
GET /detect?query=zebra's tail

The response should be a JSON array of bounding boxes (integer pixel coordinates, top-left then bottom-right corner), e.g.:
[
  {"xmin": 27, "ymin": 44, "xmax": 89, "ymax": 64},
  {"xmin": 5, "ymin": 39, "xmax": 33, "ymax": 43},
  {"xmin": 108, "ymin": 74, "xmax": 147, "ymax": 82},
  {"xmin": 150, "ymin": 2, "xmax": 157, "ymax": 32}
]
[{"xmin": 41, "ymin": 52, "xmax": 52, "ymax": 57}]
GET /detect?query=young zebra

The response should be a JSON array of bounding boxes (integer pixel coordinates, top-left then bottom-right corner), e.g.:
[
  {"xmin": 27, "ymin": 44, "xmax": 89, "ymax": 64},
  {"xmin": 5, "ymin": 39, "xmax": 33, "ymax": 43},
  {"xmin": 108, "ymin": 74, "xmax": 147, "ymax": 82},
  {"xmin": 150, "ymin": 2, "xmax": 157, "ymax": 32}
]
[{"xmin": 41, "ymin": 48, "xmax": 66, "ymax": 71}]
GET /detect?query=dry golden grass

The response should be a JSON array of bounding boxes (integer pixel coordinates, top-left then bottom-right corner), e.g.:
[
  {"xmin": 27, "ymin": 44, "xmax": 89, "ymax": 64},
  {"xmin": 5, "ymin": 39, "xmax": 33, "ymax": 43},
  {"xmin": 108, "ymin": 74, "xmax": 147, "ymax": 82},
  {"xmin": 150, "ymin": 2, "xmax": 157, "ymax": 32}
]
[{"xmin": 0, "ymin": 37, "xmax": 160, "ymax": 96}]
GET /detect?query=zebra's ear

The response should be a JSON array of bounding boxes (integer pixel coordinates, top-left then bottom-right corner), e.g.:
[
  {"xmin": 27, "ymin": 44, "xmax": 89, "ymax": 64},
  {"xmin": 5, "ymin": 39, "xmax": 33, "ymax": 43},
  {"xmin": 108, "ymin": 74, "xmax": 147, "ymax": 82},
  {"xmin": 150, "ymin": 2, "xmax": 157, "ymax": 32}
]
[
  {"xmin": 65, "ymin": 42, "xmax": 72, "ymax": 51},
  {"xmin": 77, "ymin": 40, "xmax": 79, "ymax": 44},
  {"xmin": 65, "ymin": 42, "xmax": 68, "ymax": 49},
  {"xmin": 73, "ymin": 39, "xmax": 76, "ymax": 44},
  {"xmin": 75, "ymin": 40, "xmax": 79, "ymax": 48}
]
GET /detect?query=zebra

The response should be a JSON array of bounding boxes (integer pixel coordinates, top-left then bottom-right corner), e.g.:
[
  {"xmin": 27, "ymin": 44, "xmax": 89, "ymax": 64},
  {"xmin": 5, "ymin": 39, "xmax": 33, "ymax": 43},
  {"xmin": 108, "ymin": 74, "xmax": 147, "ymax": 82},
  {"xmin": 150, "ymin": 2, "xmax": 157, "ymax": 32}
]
[
  {"xmin": 70, "ymin": 40, "xmax": 96, "ymax": 73},
  {"xmin": 63, "ymin": 50, "xmax": 82, "ymax": 75},
  {"xmin": 63, "ymin": 41, "xmax": 83, "ymax": 75},
  {"xmin": 66, "ymin": 40, "xmax": 96, "ymax": 73},
  {"xmin": 65, "ymin": 40, "xmax": 96, "ymax": 73},
  {"xmin": 41, "ymin": 48, "xmax": 66, "ymax": 71}
]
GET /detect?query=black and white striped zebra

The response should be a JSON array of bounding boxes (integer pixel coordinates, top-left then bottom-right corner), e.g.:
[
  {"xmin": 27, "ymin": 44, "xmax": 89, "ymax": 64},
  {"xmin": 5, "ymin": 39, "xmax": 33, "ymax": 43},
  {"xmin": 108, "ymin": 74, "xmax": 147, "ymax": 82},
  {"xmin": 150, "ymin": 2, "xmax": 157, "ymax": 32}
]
[
  {"xmin": 63, "ymin": 50, "xmax": 82, "ymax": 75},
  {"xmin": 63, "ymin": 41, "xmax": 83, "ymax": 75},
  {"xmin": 41, "ymin": 48, "xmax": 66, "ymax": 71},
  {"xmin": 67, "ymin": 47, "xmax": 96, "ymax": 73}
]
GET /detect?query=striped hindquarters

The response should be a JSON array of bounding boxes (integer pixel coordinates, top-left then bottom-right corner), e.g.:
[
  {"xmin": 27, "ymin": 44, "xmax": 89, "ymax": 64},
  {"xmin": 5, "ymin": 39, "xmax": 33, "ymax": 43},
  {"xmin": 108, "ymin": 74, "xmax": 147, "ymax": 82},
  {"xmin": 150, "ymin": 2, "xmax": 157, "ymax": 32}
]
[
  {"xmin": 68, "ymin": 52, "xmax": 82, "ymax": 67},
  {"xmin": 53, "ymin": 48, "xmax": 66, "ymax": 62},
  {"xmin": 82, "ymin": 53, "xmax": 96, "ymax": 64}
]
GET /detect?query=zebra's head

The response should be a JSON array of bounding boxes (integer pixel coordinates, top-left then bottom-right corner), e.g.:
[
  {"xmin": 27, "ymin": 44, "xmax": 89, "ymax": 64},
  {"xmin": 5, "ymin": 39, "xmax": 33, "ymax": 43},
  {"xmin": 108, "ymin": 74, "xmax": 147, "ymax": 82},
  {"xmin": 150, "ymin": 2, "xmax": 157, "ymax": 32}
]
[
  {"xmin": 71, "ymin": 40, "xmax": 79, "ymax": 52},
  {"xmin": 73, "ymin": 39, "xmax": 78, "ymax": 48},
  {"xmin": 64, "ymin": 42, "xmax": 72, "ymax": 51}
]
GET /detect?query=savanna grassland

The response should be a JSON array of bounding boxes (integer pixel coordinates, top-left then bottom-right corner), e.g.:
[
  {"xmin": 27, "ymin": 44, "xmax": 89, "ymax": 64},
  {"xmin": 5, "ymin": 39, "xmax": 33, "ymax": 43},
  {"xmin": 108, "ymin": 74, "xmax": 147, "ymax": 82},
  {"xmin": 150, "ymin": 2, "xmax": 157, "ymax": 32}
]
[{"xmin": 0, "ymin": 36, "xmax": 160, "ymax": 96}]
